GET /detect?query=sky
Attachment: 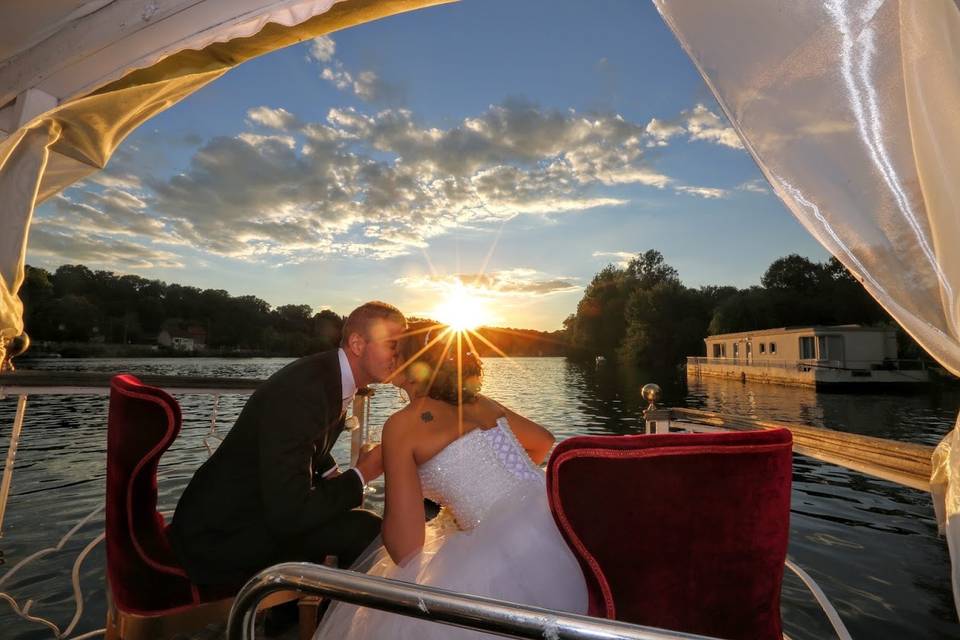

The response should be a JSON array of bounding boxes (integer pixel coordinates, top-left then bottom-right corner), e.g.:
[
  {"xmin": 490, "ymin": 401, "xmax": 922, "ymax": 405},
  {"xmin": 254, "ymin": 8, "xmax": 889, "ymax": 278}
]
[{"xmin": 28, "ymin": 0, "xmax": 828, "ymax": 331}]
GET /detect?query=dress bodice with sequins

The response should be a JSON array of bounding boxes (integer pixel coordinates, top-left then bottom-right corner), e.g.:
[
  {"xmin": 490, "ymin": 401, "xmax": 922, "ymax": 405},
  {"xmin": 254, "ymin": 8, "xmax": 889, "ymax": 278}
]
[{"xmin": 417, "ymin": 416, "xmax": 544, "ymax": 530}]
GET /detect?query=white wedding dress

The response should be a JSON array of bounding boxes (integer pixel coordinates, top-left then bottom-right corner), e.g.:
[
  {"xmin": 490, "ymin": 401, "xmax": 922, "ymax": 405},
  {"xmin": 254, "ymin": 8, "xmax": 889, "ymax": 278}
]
[{"xmin": 313, "ymin": 416, "xmax": 588, "ymax": 639}]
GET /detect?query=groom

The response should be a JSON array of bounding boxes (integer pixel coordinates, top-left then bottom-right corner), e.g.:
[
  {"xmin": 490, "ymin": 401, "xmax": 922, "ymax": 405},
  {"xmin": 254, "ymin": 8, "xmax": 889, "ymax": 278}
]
[{"xmin": 170, "ymin": 301, "xmax": 406, "ymax": 588}]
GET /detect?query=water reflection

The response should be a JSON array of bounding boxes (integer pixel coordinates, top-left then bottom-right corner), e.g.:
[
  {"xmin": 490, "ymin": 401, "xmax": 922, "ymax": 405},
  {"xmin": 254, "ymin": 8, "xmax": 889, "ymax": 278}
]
[{"xmin": 0, "ymin": 358, "xmax": 956, "ymax": 638}]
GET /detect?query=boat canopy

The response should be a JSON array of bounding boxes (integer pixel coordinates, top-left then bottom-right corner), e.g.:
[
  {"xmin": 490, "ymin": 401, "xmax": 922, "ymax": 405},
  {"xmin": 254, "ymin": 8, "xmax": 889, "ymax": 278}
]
[
  {"xmin": 1, "ymin": 0, "xmax": 960, "ymax": 617},
  {"xmin": 0, "ymin": 0, "xmax": 449, "ymax": 360}
]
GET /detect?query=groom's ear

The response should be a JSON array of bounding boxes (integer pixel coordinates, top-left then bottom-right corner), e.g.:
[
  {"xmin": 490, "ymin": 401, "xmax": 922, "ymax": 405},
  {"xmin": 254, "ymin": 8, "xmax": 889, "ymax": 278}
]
[{"xmin": 346, "ymin": 330, "xmax": 365, "ymax": 356}]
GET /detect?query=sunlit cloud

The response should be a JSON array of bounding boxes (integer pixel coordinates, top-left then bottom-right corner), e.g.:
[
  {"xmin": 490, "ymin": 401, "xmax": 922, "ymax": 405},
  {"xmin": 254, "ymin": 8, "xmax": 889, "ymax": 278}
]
[
  {"xmin": 675, "ymin": 185, "xmax": 729, "ymax": 199},
  {"xmin": 310, "ymin": 36, "xmax": 403, "ymax": 104},
  {"xmin": 683, "ymin": 104, "xmax": 743, "ymax": 149},
  {"xmin": 44, "ymin": 86, "xmax": 740, "ymax": 267},
  {"xmin": 737, "ymin": 179, "xmax": 770, "ymax": 194},
  {"xmin": 592, "ymin": 250, "xmax": 635, "ymax": 268},
  {"xmin": 642, "ymin": 103, "xmax": 744, "ymax": 150},
  {"xmin": 644, "ymin": 117, "xmax": 684, "ymax": 147},
  {"xmin": 28, "ymin": 226, "xmax": 184, "ymax": 269},
  {"xmin": 39, "ymin": 192, "xmax": 165, "ymax": 238},
  {"xmin": 397, "ymin": 270, "xmax": 580, "ymax": 298},
  {"xmin": 308, "ymin": 35, "xmax": 336, "ymax": 62},
  {"xmin": 246, "ymin": 106, "xmax": 302, "ymax": 131}
]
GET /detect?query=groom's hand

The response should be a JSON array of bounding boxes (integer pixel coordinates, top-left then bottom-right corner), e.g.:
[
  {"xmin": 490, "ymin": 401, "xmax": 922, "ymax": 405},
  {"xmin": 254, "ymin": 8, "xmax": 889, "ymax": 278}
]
[{"xmin": 355, "ymin": 444, "xmax": 384, "ymax": 483}]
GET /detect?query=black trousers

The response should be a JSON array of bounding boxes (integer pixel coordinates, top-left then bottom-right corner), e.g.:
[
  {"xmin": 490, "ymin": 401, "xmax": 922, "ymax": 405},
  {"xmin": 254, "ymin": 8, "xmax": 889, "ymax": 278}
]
[
  {"xmin": 184, "ymin": 508, "xmax": 382, "ymax": 589},
  {"xmin": 287, "ymin": 508, "xmax": 382, "ymax": 568}
]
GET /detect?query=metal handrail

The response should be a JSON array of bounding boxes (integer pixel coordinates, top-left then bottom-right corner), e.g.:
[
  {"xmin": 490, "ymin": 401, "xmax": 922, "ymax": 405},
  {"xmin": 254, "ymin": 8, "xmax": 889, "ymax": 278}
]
[{"xmin": 226, "ymin": 562, "xmax": 718, "ymax": 640}]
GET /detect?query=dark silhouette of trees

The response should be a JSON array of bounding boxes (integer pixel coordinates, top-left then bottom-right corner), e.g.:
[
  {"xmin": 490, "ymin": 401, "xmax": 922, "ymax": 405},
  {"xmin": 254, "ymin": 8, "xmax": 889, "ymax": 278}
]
[
  {"xmin": 565, "ymin": 250, "xmax": 921, "ymax": 370},
  {"xmin": 18, "ymin": 264, "xmax": 346, "ymax": 356}
]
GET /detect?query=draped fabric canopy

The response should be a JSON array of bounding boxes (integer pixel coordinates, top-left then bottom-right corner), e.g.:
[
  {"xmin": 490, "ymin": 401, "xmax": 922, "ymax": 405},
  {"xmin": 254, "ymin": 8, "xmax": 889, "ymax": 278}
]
[
  {"xmin": 653, "ymin": 0, "xmax": 960, "ymax": 613},
  {"xmin": 0, "ymin": 0, "xmax": 450, "ymax": 365},
  {"xmin": 1, "ymin": 0, "xmax": 959, "ymax": 619}
]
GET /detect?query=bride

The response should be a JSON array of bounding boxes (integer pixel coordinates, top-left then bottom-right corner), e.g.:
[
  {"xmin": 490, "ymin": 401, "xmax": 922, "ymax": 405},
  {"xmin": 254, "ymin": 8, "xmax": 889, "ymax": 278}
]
[{"xmin": 314, "ymin": 327, "xmax": 588, "ymax": 639}]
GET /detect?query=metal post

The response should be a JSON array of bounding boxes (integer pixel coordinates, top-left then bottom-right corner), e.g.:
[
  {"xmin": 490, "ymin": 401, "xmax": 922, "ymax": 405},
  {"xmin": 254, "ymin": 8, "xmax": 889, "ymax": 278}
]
[
  {"xmin": 0, "ymin": 394, "xmax": 28, "ymax": 535},
  {"xmin": 641, "ymin": 383, "xmax": 670, "ymax": 435}
]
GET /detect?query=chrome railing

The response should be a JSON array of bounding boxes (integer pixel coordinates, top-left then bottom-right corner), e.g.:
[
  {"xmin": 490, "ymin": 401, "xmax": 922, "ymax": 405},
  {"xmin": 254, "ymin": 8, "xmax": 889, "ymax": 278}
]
[{"xmin": 226, "ymin": 563, "xmax": 718, "ymax": 640}]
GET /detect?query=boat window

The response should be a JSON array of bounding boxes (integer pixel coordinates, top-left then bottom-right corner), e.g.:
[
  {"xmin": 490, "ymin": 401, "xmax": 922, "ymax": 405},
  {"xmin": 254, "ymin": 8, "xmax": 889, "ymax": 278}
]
[
  {"xmin": 799, "ymin": 336, "xmax": 815, "ymax": 359},
  {"xmin": 732, "ymin": 342, "xmax": 739, "ymax": 358},
  {"xmin": 759, "ymin": 343, "xmax": 766, "ymax": 354},
  {"xmin": 712, "ymin": 343, "xmax": 723, "ymax": 358},
  {"xmin": 770, "ymin": 342, "xmax": 777, "ymax": 355}
]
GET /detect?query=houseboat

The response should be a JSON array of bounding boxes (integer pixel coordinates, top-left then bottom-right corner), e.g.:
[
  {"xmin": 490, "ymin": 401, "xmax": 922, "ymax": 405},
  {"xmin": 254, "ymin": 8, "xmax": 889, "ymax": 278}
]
[{"xmin": 688, "ymin": 326, "xmax": 930, "ymax": 388}]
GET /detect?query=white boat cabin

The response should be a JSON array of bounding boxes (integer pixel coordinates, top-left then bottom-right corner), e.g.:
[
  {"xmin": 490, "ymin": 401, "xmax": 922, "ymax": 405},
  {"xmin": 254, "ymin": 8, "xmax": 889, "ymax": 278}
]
[{"xmin": 689, "ymin": 325, "xmax": 928, "ymax": 387}]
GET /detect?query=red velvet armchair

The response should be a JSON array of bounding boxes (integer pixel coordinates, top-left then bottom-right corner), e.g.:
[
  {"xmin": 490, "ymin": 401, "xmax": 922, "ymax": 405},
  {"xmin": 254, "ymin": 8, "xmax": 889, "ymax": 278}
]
[
  {"xmin": 547, "ymin": 428, "xmax": 793, "ymax": 640},
  {"xmin": 105, "ymin": 373, "xmax": 235, "ymax": 639}
]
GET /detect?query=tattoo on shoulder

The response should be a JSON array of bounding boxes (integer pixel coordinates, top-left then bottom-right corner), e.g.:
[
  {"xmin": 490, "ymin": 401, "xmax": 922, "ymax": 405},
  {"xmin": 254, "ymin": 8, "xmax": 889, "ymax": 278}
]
[{"xmin": 421, "ymin": 411, "xmax": 434, "ymax": 423}]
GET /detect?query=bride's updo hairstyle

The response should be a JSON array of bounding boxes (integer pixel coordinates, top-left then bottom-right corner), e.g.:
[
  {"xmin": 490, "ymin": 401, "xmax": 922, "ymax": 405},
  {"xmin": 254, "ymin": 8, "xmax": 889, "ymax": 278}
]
[{"xmin": 398, "ymin": 323, "xmax": 483, "ymax": 405}]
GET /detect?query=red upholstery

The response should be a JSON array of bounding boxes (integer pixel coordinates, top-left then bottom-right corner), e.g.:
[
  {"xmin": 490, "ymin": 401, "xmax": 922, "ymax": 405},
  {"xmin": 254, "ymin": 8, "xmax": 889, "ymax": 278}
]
[
  {"xmin": 106, "ymin": 374, "xmax": 214, "ymax": 615},
  {"xmin": 547, "ymin": 429, "xmax": 792, "ymax": 640}
]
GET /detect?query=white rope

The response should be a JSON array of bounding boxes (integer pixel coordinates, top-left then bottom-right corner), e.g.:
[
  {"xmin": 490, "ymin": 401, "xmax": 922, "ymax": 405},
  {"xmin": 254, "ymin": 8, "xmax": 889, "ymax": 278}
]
[
  {"xmin": 0, "ymin": 503, "xmax": 103, "ymax": 587},
  {"xmin": 0, "ymin": 503, "xmax": 105, "ymax": 638},
  {"xmin": 203, "ymin": 392, "xmax": 223, "ymax": 456},
  {"xmin": 62, "ymin": 531, "xmax": 106, "ymax": 637},
  {"xmin": 785, "ymin": 557, "xmax": 853, "ymax": 640}
]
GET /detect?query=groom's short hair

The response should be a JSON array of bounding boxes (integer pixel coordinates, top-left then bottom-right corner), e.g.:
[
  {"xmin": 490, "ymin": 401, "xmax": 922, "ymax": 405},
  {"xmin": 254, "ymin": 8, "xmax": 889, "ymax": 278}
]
[{"xmin": 340, "ymin": 301, "xmax": 406, "ymax": 347}]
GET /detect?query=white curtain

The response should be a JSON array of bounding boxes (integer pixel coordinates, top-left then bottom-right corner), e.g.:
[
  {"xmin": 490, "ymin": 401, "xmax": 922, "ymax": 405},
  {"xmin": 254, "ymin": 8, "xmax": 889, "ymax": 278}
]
[
  {"xmin": 652, "ymin": 0, "xmax": 960, "ymax": 614},
  {"xmin": 0, "ymin": 123, "xmax": 61, "ymax": 364}
]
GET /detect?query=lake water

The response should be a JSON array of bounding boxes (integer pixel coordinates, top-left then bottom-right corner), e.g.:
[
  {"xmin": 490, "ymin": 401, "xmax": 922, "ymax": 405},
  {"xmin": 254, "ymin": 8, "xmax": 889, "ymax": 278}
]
[{"xmin": 0, "ymin": 357, "xmax": 957, "ymax": 638}]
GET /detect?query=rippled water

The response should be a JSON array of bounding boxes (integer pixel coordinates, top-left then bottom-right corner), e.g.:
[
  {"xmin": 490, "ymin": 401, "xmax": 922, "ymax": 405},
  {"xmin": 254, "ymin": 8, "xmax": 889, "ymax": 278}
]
[{"xmin": 0, "ymin": 357, "xmax": 957, "ymax": 638}]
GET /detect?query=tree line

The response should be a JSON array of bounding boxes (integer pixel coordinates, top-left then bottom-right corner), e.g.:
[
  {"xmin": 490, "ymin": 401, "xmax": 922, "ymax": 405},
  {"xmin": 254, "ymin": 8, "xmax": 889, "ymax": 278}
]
[
  {"xmin": 19, "ymin": 264, "xmax": 344, "ymax": 356},
  {"xmin": 563, "ymin": 250, "xmax": 925, "ymax": 370},
  {"xmin": 17, "ymin": 264, "xmax": 566, "ymax": 357}
]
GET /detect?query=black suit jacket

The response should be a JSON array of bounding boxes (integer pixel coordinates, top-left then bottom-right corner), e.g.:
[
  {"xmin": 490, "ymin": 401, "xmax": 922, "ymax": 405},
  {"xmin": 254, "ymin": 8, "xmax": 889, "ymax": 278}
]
[{"xmin": 170, "ymin": 349, "xmax": 363, "ymax": 584}]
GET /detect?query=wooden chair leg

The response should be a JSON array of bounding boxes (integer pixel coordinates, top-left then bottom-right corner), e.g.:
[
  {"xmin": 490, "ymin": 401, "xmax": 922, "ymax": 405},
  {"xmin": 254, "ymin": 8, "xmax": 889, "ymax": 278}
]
[
  {"xmin": 298, "ymin": 596, "xmax": 323, "ymax": 640},
  {"xmin": 105, "ymin": 592, "xmax": 121, "ymax": 640}
]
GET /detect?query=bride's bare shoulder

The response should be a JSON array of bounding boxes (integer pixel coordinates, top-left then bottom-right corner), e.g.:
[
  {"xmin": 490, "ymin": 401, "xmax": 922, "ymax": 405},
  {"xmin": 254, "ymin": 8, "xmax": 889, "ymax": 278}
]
[
  {"xmin": 474, "ymin": 394, "xmax": 507, "ymax": 416},
  {"xmin": 382, "ymin": 404, "xmax": 424, "ymax": 446}
]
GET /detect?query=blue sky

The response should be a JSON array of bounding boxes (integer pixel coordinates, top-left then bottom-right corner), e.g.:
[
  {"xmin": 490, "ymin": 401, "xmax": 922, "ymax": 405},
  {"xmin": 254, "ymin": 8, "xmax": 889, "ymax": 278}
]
[{"xmin": 30, "ymin": 0, "xmax": 827, "ymax": 330}]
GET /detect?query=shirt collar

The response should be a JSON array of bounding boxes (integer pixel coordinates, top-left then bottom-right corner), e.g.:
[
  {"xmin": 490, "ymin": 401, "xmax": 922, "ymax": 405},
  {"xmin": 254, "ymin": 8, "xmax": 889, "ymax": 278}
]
[{"xmin": 338, "ymin": 347, "xmax": 357, "ymax": 403}]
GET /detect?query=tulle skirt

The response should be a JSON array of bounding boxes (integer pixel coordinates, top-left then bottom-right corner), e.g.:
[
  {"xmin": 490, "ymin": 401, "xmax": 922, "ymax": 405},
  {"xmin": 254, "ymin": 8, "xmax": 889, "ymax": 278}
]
[{"xmin": 314, "ymin": 486, "xmax": 588, "ymax": 639}]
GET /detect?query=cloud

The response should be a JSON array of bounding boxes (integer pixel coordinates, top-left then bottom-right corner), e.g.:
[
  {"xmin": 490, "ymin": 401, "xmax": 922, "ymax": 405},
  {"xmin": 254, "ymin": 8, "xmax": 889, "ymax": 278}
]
[
  {"xmin": 40, "ymin": 98, "xmax": 706, "ymax": 265},
  {"xmin": 396, "ymin": 269, "xmax": 580, "ymax": 298},
  {"xmin": 592, "ymin": 250, "xmax": 635, "ymax": 268},
  {"xmin": 683, "ymin": 104, "xmax": 743, "ymax": 149},
  {"xmin": 28, "ymin": 226, "xmax": 183, "ymax": 269},
  {"xmin": 38, "ymin": 191, "xmax": 166, "ymax": 238},
  {"xmin": 675, "ymin": 185, "xmax": 729, "ymax": 199},
  {"xmin": 644, "ymin": 117, "xmax": 684, "ymax": 146},
  {"xmin": 246, "ymin": 106, "xmax": 301, "ymax": 131},
  {"xmin": 308, "ymin": 36, "xmax": 336, "ymax": 62},
  {"xmin": 642, "ymin": 103, "xmax": 744, "ymax": 150},
  {"xmin": 311, "ymin": 38, "xmax": 404, "ymax": 105},
  {"xmin": 737, "ymin": 179, "xmax": 769, "ymax": 194},
  {"xmin": 320, "ymin": 63, "xmax": 400, "ymax": 103}
]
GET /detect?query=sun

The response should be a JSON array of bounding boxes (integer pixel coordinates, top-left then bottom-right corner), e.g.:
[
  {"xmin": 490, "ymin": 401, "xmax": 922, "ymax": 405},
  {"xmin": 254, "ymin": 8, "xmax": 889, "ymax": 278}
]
[{"xmin": 431, "ymin": 283, "xmax": 492, "ymax": 332}]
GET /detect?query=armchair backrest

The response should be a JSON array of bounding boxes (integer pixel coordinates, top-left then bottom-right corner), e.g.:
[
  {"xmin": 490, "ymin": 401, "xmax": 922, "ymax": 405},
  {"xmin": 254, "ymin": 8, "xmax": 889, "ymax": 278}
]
[
  {"xmin": 547, "ymin": 429, "xmax": 792, "ymax": 640},
  {"xmin": 106, "ymin": 374, "xmax": 196, "ymax": 614}
]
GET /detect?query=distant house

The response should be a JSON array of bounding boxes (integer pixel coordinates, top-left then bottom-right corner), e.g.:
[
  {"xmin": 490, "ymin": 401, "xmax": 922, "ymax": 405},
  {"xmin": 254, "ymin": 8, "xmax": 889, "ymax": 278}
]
[
  {"xmin": 688, "ymin": 325, "xmax": 928, "ymax": 387},
  {"xmin": 157, "ymin": 324, "xmax": 207, "ymax": 352}
]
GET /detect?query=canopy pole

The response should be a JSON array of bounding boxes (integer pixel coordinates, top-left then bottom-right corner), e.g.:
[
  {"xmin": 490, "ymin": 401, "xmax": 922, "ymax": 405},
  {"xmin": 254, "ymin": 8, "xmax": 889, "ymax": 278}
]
[{"xmin": 0, "ymin": 394, "xmax": 28, "ymax": 536}]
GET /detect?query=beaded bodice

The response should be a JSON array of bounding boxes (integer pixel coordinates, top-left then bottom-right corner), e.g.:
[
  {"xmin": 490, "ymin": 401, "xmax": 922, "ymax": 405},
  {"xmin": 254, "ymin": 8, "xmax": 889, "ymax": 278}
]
[{"xmin": 417, "ymin": 416, "xmax": 544, "ymax": 530}]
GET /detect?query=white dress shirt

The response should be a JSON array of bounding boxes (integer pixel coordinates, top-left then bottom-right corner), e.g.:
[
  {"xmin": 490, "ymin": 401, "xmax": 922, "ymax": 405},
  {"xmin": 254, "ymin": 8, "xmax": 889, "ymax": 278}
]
[{"xmin": 320, "ymin": 348, "xmax": 366, "ymax": 486}]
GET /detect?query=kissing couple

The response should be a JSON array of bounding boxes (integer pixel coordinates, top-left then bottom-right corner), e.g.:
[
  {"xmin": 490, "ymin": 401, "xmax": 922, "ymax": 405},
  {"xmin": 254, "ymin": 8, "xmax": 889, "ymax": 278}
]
[{"xmin": 169, "ymin": 301, "xmax": 587, "ymax": 638}]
